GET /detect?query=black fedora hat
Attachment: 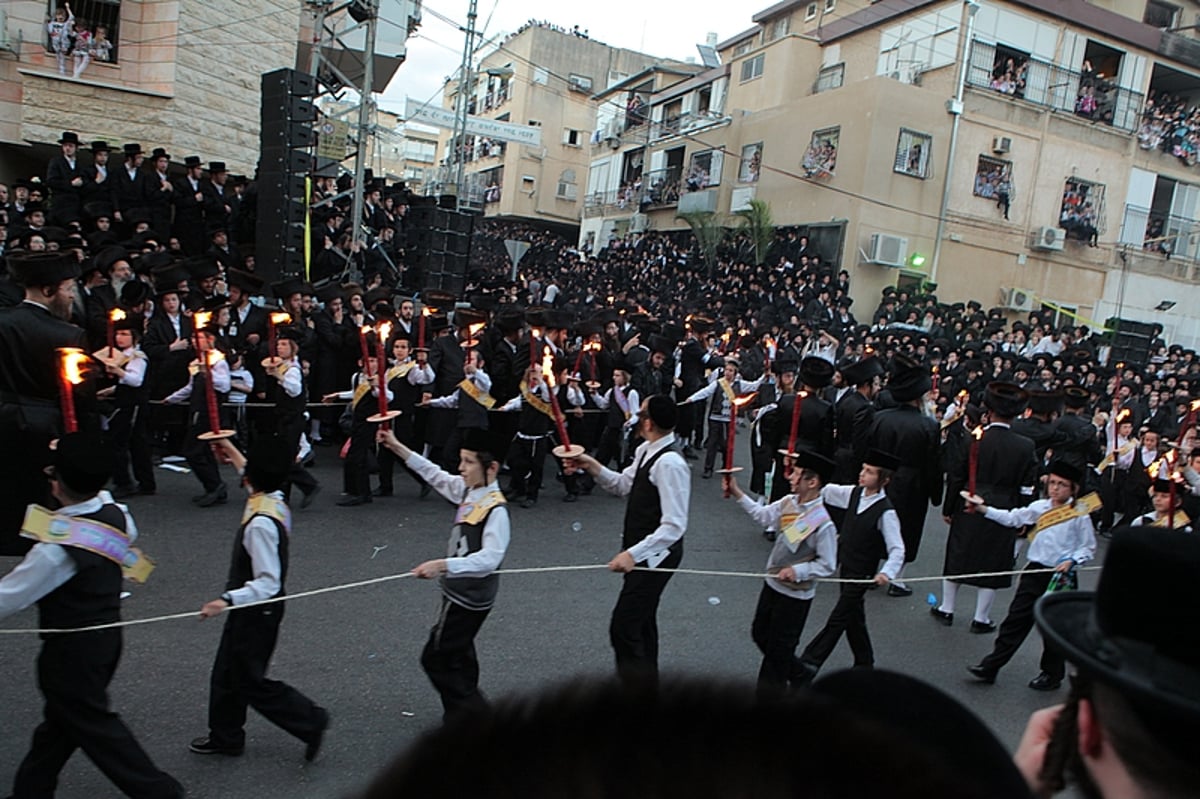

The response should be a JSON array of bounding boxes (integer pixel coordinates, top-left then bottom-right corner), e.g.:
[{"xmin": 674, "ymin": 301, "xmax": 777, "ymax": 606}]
[
  {"xmin": 208, "ymin": 161, "xmax": 227, "ymax": 174},
  {"xmin": 791, "ymin": 447, "xmax": 835, "ymax": 482},
  {"xmin": 150, "ymin": 147, "xmax": 170, "ymax": 161},
  {"xmin": 57, "ymin": 131, "xmax": 80, "ymax": 145},
  {"xmin": 183, "ymin": 155, "xmax": 202, "ymax": 168},
  {"xmin": 1036, "ymin": 528, "xmax": 1200, "ymax": 725},
  {"xmin": 983, "ymin": 381, "xmax": 1029, "ymax": 418},
  {"xmin": 799, "ymin": 356, "xmax": 834, "ymax": 389},
  {"xmin": 89, "ymin": 140, "xmax": 111, "ymax": 153},
  {"xmin": 887, "ymin": 354, "xmax": 931, "ymax": 402},
  {"xmin": 839, "ymin": 354, "xmax": 884, "ymax": 387},
  {"xmin": 1027, "ymin": 388, "xmax": 1065, "ymax": 415},
  {"xmin": 122, "ymin": 142, "xmax": 143, "ymax": 158}
]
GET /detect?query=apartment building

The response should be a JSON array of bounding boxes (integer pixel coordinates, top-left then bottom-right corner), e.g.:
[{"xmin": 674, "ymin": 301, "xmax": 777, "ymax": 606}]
[
  {"xmin": 436, "ymin": 22, "xmax": 692, "ymax": 227},
  {"xmin": 583, "ymin": 0, "xmax": 1200, "ymax": 346}
]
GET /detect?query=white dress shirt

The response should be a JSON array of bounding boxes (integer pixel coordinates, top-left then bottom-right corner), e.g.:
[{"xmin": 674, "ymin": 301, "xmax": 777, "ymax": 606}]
[
  {"xmin": 594, "ymin": 433, "xmax": 690, "ymax": 564},
  {"xmin": 984, "ymin": 499, "xmax": 1097, "ymax": 567},
  {"xmin": 227, "ymin": 491, "xmax": 288, "ymax": 605},
  {"xmin": 406, "ymin": 454, "xmax": 510, "ymax": 577},
  {"xmin": 820, "ymin": 484, "xmax": 906, "ymax": 579}
]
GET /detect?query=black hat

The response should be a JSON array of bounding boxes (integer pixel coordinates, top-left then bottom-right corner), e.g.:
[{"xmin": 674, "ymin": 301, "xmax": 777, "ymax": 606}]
[
  {"xmin": 57, "ymin": 131, "xmax": 80, "ymax": 145},
  {"xmin": 1063, "ymin": 386, "xmax": 1089, "ymax": 409},
  {"xmin": 1036, "ymin": 529, "xmax": 1200, "ymax": 729},
  {"xmin": 276, "ymin": 324, "xmax": 304, "ymax": 343},
  {"xmin": 983, "ymin": 382, "xmax": 1029, "ymax": 418},
  {"xmin": 183, "ymin": 155, "xmax": 202, "ymax": 168},
  {"xmin": 364, "ymin": 286, "xmax": 393, "ymax": 310},
  {"xmin": 84, "ymin": 201, "xmax": 114, "ymax": 222},
  {"xmin": 495, "ymin": 311, "xmax": 524, "ymax": 334},
  {"xmin": 454, "ymin": 307, "xmax": 488, "ymax": 330},
  {"xmin": 151, "ymin": 265, "xmax": 189, "ymax": 297},
  {"xmin": 887, "ymin": 354, "xmax": 932, "ymax": 402},
  {"xmin": 687, "ymin": 316, "xmax": 715, "ymax": 335},
  {"xmin": 341, "ymin": 282, "xmax": 365, "ymax": 299},
  {"xmin": 244, "ymin": 433, "xmax": 294, "ymax": 493},
  {"xmin": 839, "ymin": 355, "xmax": 884, "ymax": 387},
  {"xmin": 799, "ymin": 356, "xmax": 834, "ymax": 389},
  {"xmin": 95, "ymin": 246, "xmax": 130, "ymax": 275},
  {"xmin": 89, "ymin": 140, "xmax": 111, "ymax": 153},
  {"xmin": 272, "ymin": 277, "xmax": 312, "ymax": 300},
  {"xmin": 864, "ymin": 448, "xmax": 901, "ymax": 471},
  {"xmin": 315, "ymin": 283, "xmax": 344, "ymax": 304},
  {"xmin": 52, "ymin": 431, "xmax": 113, "ymax": 495},
  {"xmin": 1027, "ymin": 388, "xmax": 1064, "ymax": 415},
  {"xmin": 1047, "ymin": 460, "xmax": 1083, "ymax": 486},
  {"xmin": 661, "ymin": 322, "xmax": 686, "ymax": 342},
  {"xmin": 6, "ymin": 251, "xmax": 81, "ymax": 287},
  {"xmin": 790, "ymin": 447, "xmax": 835, "ymax": 481},
  {"xmin": 226, "ymin": 268, "xmax": 264, "ymax": 294},
  {"xmin": 422, "ymin": 288, "xmax": 457, "ymax": 309},
  {"xmin": 543, "ymin": 310, "xmax": 573, "ymax": 330},
  {"xmin": 593, "ymin": 308, "xmax": 620, "ymax": 325},
  {"xmin": 184, "ymin": 254, "xmax": 221, "ymax": 280},
  {"xmin": 195, "ymin": 294, "xmax": 229, "ymax": 315},
  {"xmin": 773, "ymin": 355, "xmax": 799, "ymax": 376},
  {"xmin": 647, "ymin": 334, "xmax": 674, "ymax": 355},
  {"xmin": 459, "ymin": 427, "xmax": 494, "ymax": 456},
  {"xmin": 150, "ymin": 147, "xmax": 170, "ymax": 161},
  {"xmin": 209, "ymin": 161, "xmax": 227, "ymax": 174},
  {"xmin": 122, "ymin": 142, "xmax": 143, "ymax": 158},
  {"xmin": 119, "ymin": 279, "xmax": 151, "ymax": 308},
  {"xmin": 645, "ymin": 395, "xmax": 678, "ymax": 430}
]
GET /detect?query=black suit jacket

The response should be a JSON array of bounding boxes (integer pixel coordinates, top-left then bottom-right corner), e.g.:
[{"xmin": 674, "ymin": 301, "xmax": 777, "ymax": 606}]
[
  {"xmin": 112, "ymin": 166, "xmax": 150, "ymax": 216},
  {"xmin": 46, "ymin": 155, "xmax": 86, "ymax": 222},
  {"xmin": 142, "ymin": 311, "xmax": 195, "ymax": 398}
]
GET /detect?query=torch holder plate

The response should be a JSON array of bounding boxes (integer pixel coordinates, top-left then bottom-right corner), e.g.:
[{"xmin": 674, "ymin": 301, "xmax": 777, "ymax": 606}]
[
  {"xmin": 714, "ymin": 467, "xmax": 744, "ymax": 474},
  {"xmin": 368, "ymin": 410, "xmax": 402, "ymax": 423},
  {"xmin": 552, "ymin": 444, "xmax": 585, "ymax": 459},
  {"xmin": 261, "ymin": 356, "xmax": 285, "ymax": 370},
  {"xmin": 199, "ymin": 430, "xmax": 236, "ymax": 441}
]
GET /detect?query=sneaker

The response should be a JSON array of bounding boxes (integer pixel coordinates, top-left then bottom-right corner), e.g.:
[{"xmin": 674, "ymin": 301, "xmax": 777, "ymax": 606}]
[{"xmin": 189, "ymin": 736, "xmax": 243, "ymax": 756}]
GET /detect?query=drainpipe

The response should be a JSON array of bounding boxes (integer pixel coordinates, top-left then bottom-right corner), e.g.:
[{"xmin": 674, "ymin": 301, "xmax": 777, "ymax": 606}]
[{"xmin": 930, "ymin": 0, "xmax": 981, "ymax": 286}]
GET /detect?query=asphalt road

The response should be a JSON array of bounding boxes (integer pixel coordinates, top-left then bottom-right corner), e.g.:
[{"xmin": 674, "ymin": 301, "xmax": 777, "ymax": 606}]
[{"xmin": 0, "ymin": 437, "xmax": 1102, "ymax": 798}]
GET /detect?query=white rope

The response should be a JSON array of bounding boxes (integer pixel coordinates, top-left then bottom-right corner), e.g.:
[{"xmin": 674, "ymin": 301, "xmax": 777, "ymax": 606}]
[{"xmin": 0, "ymin": 563, "xmax": 1099, "ymax": 636}]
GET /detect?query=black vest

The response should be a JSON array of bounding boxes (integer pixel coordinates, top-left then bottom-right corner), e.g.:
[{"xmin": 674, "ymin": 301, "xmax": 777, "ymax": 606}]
[
  {"xmin": 188, "ymin": 368, "xmax": 229, "ymax": 414},
  {"xmin": 606, "ymin": 387, "xmax": 631, "ymax": 429},
  {"xmin": 226, "ymin": 511, "xmax": 289, "ymax": 599},
  {"xmin": 441, "ymin": 496, "xmax": 505, "ymax": 610},
  {"xmin": 387, "ymin": 365, "xmax": 424, "ymax": 414},
  {"xmin": 622, "ymin": 446, "xmax": 681, "ymax": 555},
  {"xmin": 36, "ymin": 502, "xmax": 126, "ymax": 636},
  {"xmin": 838, "ymin": 486, "xmax": 893, "ymax": 576},
  {"xmin": 267, "ymin": 361, "xmax": 307, "ymax": 426},
  {"xmin": 456, "ymin": 377, "xmax": 489, "ymax": 430}
]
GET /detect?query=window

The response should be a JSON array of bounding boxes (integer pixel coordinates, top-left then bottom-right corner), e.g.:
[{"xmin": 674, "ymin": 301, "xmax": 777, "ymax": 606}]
[
  {"xmin": 740, "ymin": 54, "xmax": 765, "ymax": 82},
  {"xmin": 815, "ymin": 63, "xmax": 844, "ymax": 93},
  {"xmin": 568, "ymin": 73, "xmax": 593, "ymax": 93},
  {"xmin": 894, "ymin": 129, "xmax": 932, "ymax": 178},
  {"xmin": 686, "ymin": 149, "xmax": 723, "ymax": 190},
  {"xmin": 1144, "ymin": 0, "xmax": 1180, "ymax": 28},
  {"xmin": 45, "ymin": 0, "xmax": 121, "ymax": 63},
  {"xmin": 739, "ymin": 142, "xmax": 763, "ymax": 183},
  {"xmin": 805, "ymin": 2, "xmax": 818, "ymax": 20},
  {"xmin": 766, "ymin": 17, "xmax": 789, "ymax": 42},
  {"xmin": 734, "ymin": 38, "xmax": 755, "ymax": 57},
  {"xmin": 1060, "ymin": 178, "xmax": 1104, "ymax": 242},
  {"xmin": 533, "ymin": 67, "xmax": 549, "ymax": 85},
  {"xmin": 802, "ymin": 128, "xmax": 839, "ymax": 178},
  {"xmin": 556, "ymin": 169, "xmax": 577, "ymax": 201},
  {"xmin": 403, "ymin": 139, "xmax": 437, "ymax": 162},
  {"xmin": 563, "ymin": 128, "xmax": 584, "ymax": 147},
  {"xmin": 825, "ymin": 0, "xmax": 836, "ymax": 11},
  {"xmin": 973, "ymin": 155, "xmax": 1013, "ymax": 200}
]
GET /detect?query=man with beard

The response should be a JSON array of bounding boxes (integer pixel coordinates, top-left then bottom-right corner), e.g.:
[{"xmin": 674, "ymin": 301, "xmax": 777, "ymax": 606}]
[
  {"xmin": 0, "ymin": 252, "xmax": 90, "ymax": 555},
  {"xmin": 831, "ymin": 354, "xmax": 883, "ymax": 484},
  {"xmin": 83, "ymin": 246, "xmax": 131, "ymax": 349}
]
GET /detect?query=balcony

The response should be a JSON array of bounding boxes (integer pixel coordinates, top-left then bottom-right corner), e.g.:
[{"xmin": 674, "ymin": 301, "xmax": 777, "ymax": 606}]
[
  {"xmin": 1120, "ymin": 203, "xmax": 1200, "ymax": 279},
  {"xmin": 643, "ymin": 167, "xmax": 682, "ymax": 209},
  {"xmin": 583, "ymin": 186, "xmax": 646, "ymax": 218},
  {"xmin": 966, "ymin": 40, "xmax": 1143, "ymax": 132},
  {"xmin": 649, "ymin": 110, "xmax": 732, "ymax": 141}
]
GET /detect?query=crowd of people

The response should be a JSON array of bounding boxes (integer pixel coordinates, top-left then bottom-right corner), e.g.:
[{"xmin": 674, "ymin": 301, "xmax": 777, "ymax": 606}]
[
  {"xmin": 3, "ymin": 130, "xmax": 1200, "ymax": 798},
  {"xmin": 1137, "ymin": 88, "xmax": 1200, "ymax": 167}
]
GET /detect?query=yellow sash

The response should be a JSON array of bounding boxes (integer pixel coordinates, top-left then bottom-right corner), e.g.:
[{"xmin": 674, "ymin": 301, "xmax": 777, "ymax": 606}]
[
  {"xmin": 718, "ymin": 378, "xmax": 736, "ymax": 404},
  {"xmin": 1095, "ymin": 441, "xmax": 1136, "ymax": 474},
  {"xmin": 779, "ymin": 497, "xmax": 832, "ymax": 548},
  {"xmin": 351, "ymin": 377, "xmax": 373, "ymax": 409},
  {"xmin": 1031, "ymin": 493, "xmax": 1102, "ymax": 539},
  {"xmin": 519, "ymin": 380, "xmax": 555, "ymax": 418},
  {"xmin": 240, "ymin": 494, "xmax": 292, "ymax": 531},
  {"xmin": 1151, "ymin": 510, "xmax": 1191, "ymax": 528},
  {"xmin": 20, "ymin": 504, "xmax": 155, "ymax": 583},
  {"xmin": 458, "ymin": 378, "xmax": 496, "ymax": 409},
  {"xmin": 271, "ymin": 358, "xmax": 294, "ymax": 381},
  {"xmin": 456, "ymin": 491, "xmax": 507, "ymax": 526},
  {"xmin": 386, "ymin": 362, "xmax": 415, "ymax": 382}
]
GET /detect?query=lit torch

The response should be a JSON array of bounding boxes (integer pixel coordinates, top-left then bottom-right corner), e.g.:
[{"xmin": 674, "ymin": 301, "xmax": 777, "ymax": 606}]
[
  {"xmin": 57, "ymin": 348, "xmax": 89, "ymax": 434},
  {"xmin": 543, "ymin": 348, "xmax": 583, "ymax": 458},
  {"xmin": 369, "ymin": 321, "xmax": 400, "ymax": 425},
  {"xmin": 718, "ymin": 393, "xmax": 759, "ymax": 496},
  {"xmin": 266, "ymin": 311, "xmax": 291, "ymax": 366},
  {"xmin": 967, "ymin": 425, "xmax": 984, "ymax": 508},
  {"xmin": 107, "ymin": 308, "xmax": 126, "ymax": 357}
]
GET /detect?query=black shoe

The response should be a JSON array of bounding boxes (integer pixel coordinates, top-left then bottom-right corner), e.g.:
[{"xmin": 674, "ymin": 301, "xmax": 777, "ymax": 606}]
[
  {"xmin": 300, "ymin": 485, "xmax": 321, "ymax": 509},
  {"xmin": 111, "ymin": 484, "xmax": 137, "ymax": 500},
  {"xmin": 189, "ymin": 736, "xmax": 244, "ymax": 756},
  {"xmin": 305, "ymin": 708, "xmax": 329, "ymax": 762},
  {"xmin": 887, "ymin": 583, "xmax": 913, "ymax": 597},
  {"xmin": 967, "ymin": 664, "xmax": 997, "ymax": 684},
  {"xmin": 970, "ymin": 620, "xmax": 997, "ymax": 634},
  {"xmin": 791, "ymin": 661, "xmax": 819, "ymax": 688},
  {"xmin": 702, "ymin": 469, "xmax": 713, "ymax": 479},
  {"xmin": 371, "ymin": 486, "xmax": 393, "ymax": 498},
  {"xmin": 195, "ymin": 485, "xmax": 228, "ymax": 508},
  {"xmin": 682, "ymin": 447, "xmax": 699, "ymax": 460},
  {"xmin": 563, "ymin": 493, "xmax": 578, "ymax": 503},
  {"xmin": 336, "ymin": 495, "xmax": 371, "ymax": 507},
  {"xmin": 1028, "ymin": 672, "xmax": 1063, "ymax": 691},
  {"xmin": 191, "ymin": 492, "xmax": 208, "ymax": 504},
  {"xmin": 762, "ymin": 530, "xmax": 777, "ymax": 542},
  {"xmin": 419, "ymin": 483, "xmax": 432, "ymax": 499},
  {"xmin": 929, "ymin": 607, "xmax": 954, "ymax": 626},
  {"xmin": 520, "ymin": 497, "xmax": 538, "ymax": 509}
]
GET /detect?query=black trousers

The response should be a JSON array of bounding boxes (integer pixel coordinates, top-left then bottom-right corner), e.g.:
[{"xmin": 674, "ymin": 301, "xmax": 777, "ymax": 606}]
[
  {"xmin": 183, "ymin": 412, "xmax": 222, "ymax": 493},
  {"xmin": 594, "ymin": 425, "xmax": 631, "ymax": 470},
  {"xmin": 799, "ymin": 571, "xmax": 874, "ymax": 671},
  {"xmin": 750, "ymin": 584, "xmax": 813, "ymax": 696},
  {"xmin": 110, "ymin": 405, "xmax": 155, "ymax": 491},
  {"xmin": 506, "ymin": 435, "xmax": 548, "ymax": 499},
  {"xmin": 377, "ymin": 417, "xmax": 423, "ymax": 493},
  {"xmin": 703, "ymin": 419, "xmax": 728, "ymax": 472},
  {"xmin": 207, "ymin": 604, "xmax": 324, "ymax": 749},
  {"xmin": 13, "ymin": 632, "xmax": 182, "ymax": 799},
  {"xmin": 342, "ymin": 421, "xmax": 376, "ymax": 498},
  {"xmin": 979, "ymin": 565, "xmax": 1064, "ymax": 679},
  {"xmin": 609, "ymin": 543, "xmax": 683, "ymax": 685},
  {"xmin": 421, "ymin": 597, "xmax": 491, "ymax": 722}
]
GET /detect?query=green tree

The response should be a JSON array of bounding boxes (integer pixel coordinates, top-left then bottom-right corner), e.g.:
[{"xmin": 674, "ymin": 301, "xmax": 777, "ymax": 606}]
[
  {"xmin": 676, "ymin": 210, "xmax": 726, "ymax": 279},
  {"xmin": 732, "ymin": 198, "xmax": 775, "ymax": 266}
]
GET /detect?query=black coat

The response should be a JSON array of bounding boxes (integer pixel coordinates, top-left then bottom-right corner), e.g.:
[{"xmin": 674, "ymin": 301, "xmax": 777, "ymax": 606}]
[
  {"xmin": 172, "ymin": 176, "xmax": 208, "ymax": 255},
  {"xmin": 832, "ymin": 389, "xmax": 875, "ymax": 483},
  {"xmin": 142, "ymin": 312, "xmax": 195, "ymax": 398},
  {"xmin": 427, "ymin": 333, "xmax": 466, "ymax": 447},
  {"xmin": 46, "ymin": 154, "xmax": 86, "ymax": 224},
  {"xmin": 111, "ymin": 165, "xmax": 150, "ymax": 219},
  {"xmin": 866, "ymin": 404, "xmax": 944, "ymax": 561}
]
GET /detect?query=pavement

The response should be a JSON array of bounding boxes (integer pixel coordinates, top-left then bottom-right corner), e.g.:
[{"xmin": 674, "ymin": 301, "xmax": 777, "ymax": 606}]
[{"xmin": 0, "ymin": 438, "xmax": 1101, "ymax": 798}]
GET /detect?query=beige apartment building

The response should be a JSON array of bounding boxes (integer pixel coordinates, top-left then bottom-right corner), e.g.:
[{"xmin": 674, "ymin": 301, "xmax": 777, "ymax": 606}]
[
  {"xmin": 0, "ymin": 0, "xmax": 305, "ymax": 178},
  {"xmin": 583, "ymin": 0, "xmax": 1200, "ymax": 347},
  {"xmin": 436, "ymin": 23, "xmax": 692, "ymax": 227}
]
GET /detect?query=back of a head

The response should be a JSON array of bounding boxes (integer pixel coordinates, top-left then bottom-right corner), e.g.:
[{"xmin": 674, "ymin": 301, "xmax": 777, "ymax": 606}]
[{"xmin": 359, "ymin": 675, "xmax": 1024, "ymax": 799}]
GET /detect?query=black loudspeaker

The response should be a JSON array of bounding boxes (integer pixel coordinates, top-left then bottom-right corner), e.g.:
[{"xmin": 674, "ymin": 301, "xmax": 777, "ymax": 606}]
[
  {"xmin": 256, "ymin": 68, "xmax": 315, "ymax": 282},
  {"xmin": 1105, "ymin": 318, "xmax": 1157, "ymax": 338},
  {"xmin": 261, "ymin": 68, "xmax": 316, "ymax": 98}
]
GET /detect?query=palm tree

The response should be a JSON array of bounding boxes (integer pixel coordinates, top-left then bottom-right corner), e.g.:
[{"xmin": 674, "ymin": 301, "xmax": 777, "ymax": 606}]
[
  {"xmin": 732, "ymin": 198, "xmax": 775, "ymax": 266},
  {"xmin": 676, "ymin": 210, "xmax": 726, "ymax": 279}
]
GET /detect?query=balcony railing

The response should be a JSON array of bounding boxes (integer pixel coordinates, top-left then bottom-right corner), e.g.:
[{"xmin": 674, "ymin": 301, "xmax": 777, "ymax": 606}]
[
  {"xmin": 582, "ymin": 168, "xmax": 683, "ymax": 217},
  {"xmin": 642, "ymin": 167, "xmax": 681, "ymax": 208},
  {"xmin": 1121, "ymin": 203, "xmax": 1200, "ymax": 260},
  {"xmin": 649, "ymin": 110, "xmax": 731, "ymax": 141},
  {"xmin": 966, "ymin": 40, "xmax": 1143, "ymax": 132}
]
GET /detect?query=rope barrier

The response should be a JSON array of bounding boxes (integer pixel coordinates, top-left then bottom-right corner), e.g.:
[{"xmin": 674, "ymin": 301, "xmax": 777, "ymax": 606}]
[{"xmin": 0, "ymin": 562, "xmax": 1099, "ymax": 636}]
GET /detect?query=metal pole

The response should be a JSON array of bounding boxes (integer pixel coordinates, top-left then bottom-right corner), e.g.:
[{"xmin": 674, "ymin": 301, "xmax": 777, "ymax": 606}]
[
  {"xmin": 350, "ymin": 0, "xmax": 378, "ymax": 261},
  {"xmin": 451, "ymin": 0, "xmax": 479, "ymax": 208},
  {"xmin": 930, "ymin": 0, "xmax": 980, "ymax": 286}
]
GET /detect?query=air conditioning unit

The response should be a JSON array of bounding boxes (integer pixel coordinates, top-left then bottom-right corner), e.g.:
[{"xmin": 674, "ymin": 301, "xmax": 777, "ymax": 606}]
[
  {"xmin": 1000, "ymin": 287, "xmax": 1035, "ymax": 312},
  {"xmin": 866, "ymin": 233, "xmax": 908, "ymax": 268},
  {"xmin": 992, "ymin": 136, "xmax": 1012, "ymax": 154},
  {"xmin": 630, "ymin": 213, "xmax": 649, "ymax": 233},
  {"xmin": 1031, "ymin": 226, "xmax": 1066, "ymax": 251},
  {"xmin": 605, "ymin": 135, "xmax": 621, "ymax": 149}
]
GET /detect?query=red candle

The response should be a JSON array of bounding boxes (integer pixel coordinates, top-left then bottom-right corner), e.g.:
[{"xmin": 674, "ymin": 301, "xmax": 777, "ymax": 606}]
[
  {"xmin": 573, "ymin": 344, "xmax": 586, "ymax": 376},
  {"xmin": 57, "ymin": 348, "xmax": 86, "ymax": 434},
  {"xmin": 968, "ymin": 425, "xmax": 983, "ymax": 507},
  {"xmin": 107, "ymin": 308, "xmax": 125, "ymax": 358},
  {"xmin": 376, "ymin": 321, "xmax": 392, "ymax": 418},
  {"xmin": 588, "ymin": 342, "xmax": 598, "ymax": 383},
  {"xmin": 202, "ymin": 349, "xmax": 222, "ymax": 434},
  {"xmin": 786, "ymin": 390, "xmax": 806, "ymax": 454},
  {"xmin": 542, "ymin": 353, "xmax": 572, "ymax": 449},
  {"xmin": 931, "ymin": 365, "xmax": 939, "ymax": 397},
  {"xmin": 359, "ymin": 325, "xmax": 372, "ymax": 371},
  {"xmin": 725, "ymin": 407, "xmax": 737, "ymax": 470},
  {"xmin": 418, "ymin": 307, "xmax": 428, "ymax": 350}
]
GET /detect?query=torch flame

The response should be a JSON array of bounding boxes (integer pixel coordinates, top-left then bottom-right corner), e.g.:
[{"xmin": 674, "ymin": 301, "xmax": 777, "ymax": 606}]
[
  {"xmin": 541, "ymin": 349, "xmax": 556, "ymax": 388},
  {"xmin": 194, "ymin": 311, "xmax": 212, "ymax": 330},
  {"xmin": 468, "ymin": 322, "xmax": 485, "ymax": 337},
  {"xmin": 732, "ymin": 393, "xmax": 758, "ymax": 408},
  {"xmin": 378, "ymin": 321, "xmax": 393, "ymax": 341},
  {"xmin": 532, "ymin": 327, "xmax": 543, "ymax": 339},
  {"xmin": 60, "ymin": 348, "xmax": 88, "ymax": 386},
  {"xmin": 206, "ymin": 349, "xmax": 225, "ymax": 367},
  {"xmin": 1191, "ymin": 399, "xmax": 1200, "ymax": 412},
  {"xmin": 932, "ymin": 365, "xmax": 939, "ymax": 375},
  {"xmin": 361, "ymin": 325, "xmax": 372, "ymax": 336},
  {"xmin": 109, "ymin": 308, "xmax": 126, "ymax": 323},
  {"xmin": 957, "ymin": 390, "xmax": 968, "ymax": 401},
  {"xmin": 1150, "ymin": 460, "xmax": 1161, "ymax": 479},
  {"xmin": 422, "ymin": 306, "xmax": 433, "ymax": 317},
  {"xmin": 972, "ymin": 425, "xmax": 985, "ymax": 441},
  {"xmin": 1116, "ymin": 408, "xmax": 1132, "ymax": 422},
  {"xmin": 270, "ymin": 312, "xmax": 291, "ymax": 326}
]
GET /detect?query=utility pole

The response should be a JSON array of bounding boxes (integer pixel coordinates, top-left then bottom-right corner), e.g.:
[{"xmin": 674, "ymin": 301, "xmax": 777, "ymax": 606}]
[
  {"xmin": 349, "ymin": 0, "xmax": 378, "ymax": 253},
  {"xmin": 450, "ymin": 0, "xmax": 479, "ymax": 209}
]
